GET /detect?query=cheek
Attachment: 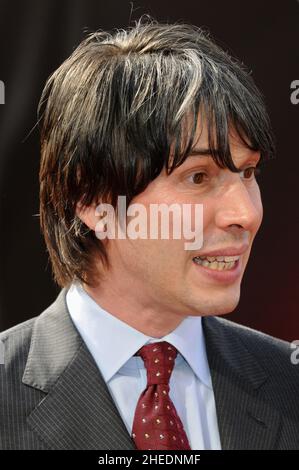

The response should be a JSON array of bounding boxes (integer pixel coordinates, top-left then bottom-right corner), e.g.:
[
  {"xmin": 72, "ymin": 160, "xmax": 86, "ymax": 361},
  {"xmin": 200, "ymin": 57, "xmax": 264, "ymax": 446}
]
[{"xmin": 199, "ymin": 200, "xmax": 214, "ymax": 229}]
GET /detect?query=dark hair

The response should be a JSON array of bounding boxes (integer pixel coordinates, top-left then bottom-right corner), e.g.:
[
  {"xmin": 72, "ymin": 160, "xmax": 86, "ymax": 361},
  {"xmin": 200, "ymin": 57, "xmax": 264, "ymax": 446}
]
[{"xmin": 39, "ymin": 15, "xmax": 275, "ymax": 287}]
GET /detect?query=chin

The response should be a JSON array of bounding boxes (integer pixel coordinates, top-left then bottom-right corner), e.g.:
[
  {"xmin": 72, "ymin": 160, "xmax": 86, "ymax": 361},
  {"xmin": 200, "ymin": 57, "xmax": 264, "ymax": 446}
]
[
  {"xmin": 208, "ymin": 301, "xmax": 238, "ymax": 316},
  {"xmin": 188, "ymin": 290, "xmax": 241, "ymax": 317}
]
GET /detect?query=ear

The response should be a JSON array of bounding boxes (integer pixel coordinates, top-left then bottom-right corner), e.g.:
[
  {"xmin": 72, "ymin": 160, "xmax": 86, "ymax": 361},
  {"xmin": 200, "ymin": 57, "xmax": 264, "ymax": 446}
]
[{"xmin": 75, "ymin": 200, "xmax": 98, "ymax": 231}]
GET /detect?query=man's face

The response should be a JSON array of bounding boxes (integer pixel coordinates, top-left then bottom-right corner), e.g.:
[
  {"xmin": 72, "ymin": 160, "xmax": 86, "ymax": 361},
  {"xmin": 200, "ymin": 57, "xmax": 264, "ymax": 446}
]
[{"xmin": 97, "ymin": 118, "xmax": 263, "ymax": 319}]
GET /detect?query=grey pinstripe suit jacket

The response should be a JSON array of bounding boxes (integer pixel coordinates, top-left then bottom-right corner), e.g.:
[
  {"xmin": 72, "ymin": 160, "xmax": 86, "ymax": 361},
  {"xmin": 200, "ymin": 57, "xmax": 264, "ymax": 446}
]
[{"xmin": 1, "ymin": 287, "xmax": 299, "ymax": 450}]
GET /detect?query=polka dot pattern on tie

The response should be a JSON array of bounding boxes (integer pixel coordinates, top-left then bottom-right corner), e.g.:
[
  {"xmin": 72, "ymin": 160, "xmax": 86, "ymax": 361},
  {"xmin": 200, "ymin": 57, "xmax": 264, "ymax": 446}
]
[{"xmin": 131, "ymin": 341, "xmax": 191, "ymax": 450}]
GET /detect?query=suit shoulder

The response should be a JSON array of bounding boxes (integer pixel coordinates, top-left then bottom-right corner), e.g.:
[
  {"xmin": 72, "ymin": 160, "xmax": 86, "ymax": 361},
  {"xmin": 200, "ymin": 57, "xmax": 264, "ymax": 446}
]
[
  {"xmin": 209, "ymin": 315, "xmax": 298, "ymax": 374},
  {"xmin": 0, "ymin": 316, "xmax": 36, "ymax": 343},
  {"xmin": 0, "ymin": 317, "xmax": 37, "ymax": 370},
  {"xmin": 214, "ymin": 315, "xmax": 290, "ymax": 349},
  {"xmin": 0, "ymin": 289, "xmax": 64, "ymax": 347}
]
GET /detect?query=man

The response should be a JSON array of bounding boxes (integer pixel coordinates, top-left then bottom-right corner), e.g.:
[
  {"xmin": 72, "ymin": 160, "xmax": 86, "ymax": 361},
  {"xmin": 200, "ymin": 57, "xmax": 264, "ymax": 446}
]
[{"xmin": 1, "ymin": 17, "xmax": 299, "ymax": 450}]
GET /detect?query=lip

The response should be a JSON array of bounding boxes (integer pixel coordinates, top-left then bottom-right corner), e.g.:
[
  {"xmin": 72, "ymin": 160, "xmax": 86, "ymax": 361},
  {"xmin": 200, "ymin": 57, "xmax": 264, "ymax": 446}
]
[
  {"xmin": 192, "ymin": 258, "xmax": 243, "ymax": 284},
  {"xmin": 193, "ymin": 243, "xmax": 249, "ymax": 258}
]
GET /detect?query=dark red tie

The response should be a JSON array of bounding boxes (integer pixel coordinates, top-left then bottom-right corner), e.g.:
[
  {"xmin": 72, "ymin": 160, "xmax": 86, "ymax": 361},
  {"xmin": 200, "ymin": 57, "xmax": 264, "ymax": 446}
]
[{"xmin": 131, "ymin": 341, "xmax": 191, "ymax": 450}]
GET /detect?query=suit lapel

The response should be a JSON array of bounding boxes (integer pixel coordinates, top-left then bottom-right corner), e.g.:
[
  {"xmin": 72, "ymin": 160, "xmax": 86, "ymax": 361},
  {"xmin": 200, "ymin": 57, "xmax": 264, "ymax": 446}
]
[
  {"xmin": 23, "ymin": 288, "xmax": 135, "ymax": 450},
  {"xmin": 202, "ymin": 316, "xmax": 281, "ymax": 449}
]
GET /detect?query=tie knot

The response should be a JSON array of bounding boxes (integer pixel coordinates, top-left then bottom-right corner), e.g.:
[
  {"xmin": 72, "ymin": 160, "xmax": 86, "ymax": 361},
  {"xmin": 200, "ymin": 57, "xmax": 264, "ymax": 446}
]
[{"xmin": 136, "ymin": 341, "xmax": 177, "ymax": 386}]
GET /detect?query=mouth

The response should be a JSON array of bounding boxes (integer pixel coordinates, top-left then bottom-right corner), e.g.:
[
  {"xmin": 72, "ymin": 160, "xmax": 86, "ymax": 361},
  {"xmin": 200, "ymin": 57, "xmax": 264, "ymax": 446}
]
[
  {"xmin": 191, "ymin": 245, "xmax": 249, "ymax": 283},
  {"xmin": 192, "ymin": 255, "xmax": 240, "ymax": 271}
]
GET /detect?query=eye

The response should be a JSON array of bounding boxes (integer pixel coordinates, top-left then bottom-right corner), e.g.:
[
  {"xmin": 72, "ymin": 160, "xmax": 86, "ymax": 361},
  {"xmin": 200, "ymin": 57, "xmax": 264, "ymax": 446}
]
[
  {"xmin": 240, "ymin": 166, "xmax": 261, "ymax": 180},
  {"xmin": 187, "ymin": 172, "xmax": 207, "ymax": 185}
]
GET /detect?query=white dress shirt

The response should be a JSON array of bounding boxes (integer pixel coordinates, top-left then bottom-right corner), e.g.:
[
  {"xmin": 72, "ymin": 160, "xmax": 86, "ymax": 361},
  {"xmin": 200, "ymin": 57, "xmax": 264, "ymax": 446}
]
[{"xmin": 66, "ymin": 282, "xmax": 221, "ymax": 450}]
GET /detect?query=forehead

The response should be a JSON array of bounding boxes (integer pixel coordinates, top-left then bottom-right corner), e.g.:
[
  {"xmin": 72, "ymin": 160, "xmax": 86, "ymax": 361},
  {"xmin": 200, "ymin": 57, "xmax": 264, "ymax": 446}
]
[
  {"xmin": 193, "ymin": 112, "xmax": 252, "ymax": 151},
  {"xmin": 170, "ymin": 112, "xmax": 260, "ymax": 167}
]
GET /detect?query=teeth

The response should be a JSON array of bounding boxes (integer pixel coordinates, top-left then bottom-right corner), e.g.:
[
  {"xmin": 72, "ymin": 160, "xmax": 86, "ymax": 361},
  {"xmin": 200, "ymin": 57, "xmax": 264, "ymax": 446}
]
[
  {"xmin": 193, "ymin": 257, "xmax": 237, "ymax": 271},
  {"xmin": 202, "ymin": 255, "xmax": 239, "ymax": 262},
  {"xmin": 209, "ymin": 261, "xmax": 225, "ymax": 270},
  {"xmin": 201, "ymin": 260, "xmax": 210, "ymax": 267},
  {"xmin": 223, "ymin": 256, "xmax": 240, "ymax": 262}
]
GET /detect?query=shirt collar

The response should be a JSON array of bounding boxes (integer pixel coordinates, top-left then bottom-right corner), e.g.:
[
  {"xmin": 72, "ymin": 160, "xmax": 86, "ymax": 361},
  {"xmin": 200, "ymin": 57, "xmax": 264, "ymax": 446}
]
[{"xmin": 66, "ymin": 282, "xmax": 212, "ymax": 389}]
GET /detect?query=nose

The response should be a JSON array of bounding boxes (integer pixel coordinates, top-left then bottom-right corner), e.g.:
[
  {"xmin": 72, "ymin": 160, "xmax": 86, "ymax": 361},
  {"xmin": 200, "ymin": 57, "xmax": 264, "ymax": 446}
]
[{"xmin": 214, "ymin": 175, "xmax": 263, "ymax": 232}]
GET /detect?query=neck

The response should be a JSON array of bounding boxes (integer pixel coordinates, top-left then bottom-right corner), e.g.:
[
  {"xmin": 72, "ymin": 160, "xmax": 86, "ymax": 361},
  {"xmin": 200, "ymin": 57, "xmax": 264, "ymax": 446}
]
[{"xmin": 83, "ymin": 279, "xmax": 186, "ymax": 338}]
